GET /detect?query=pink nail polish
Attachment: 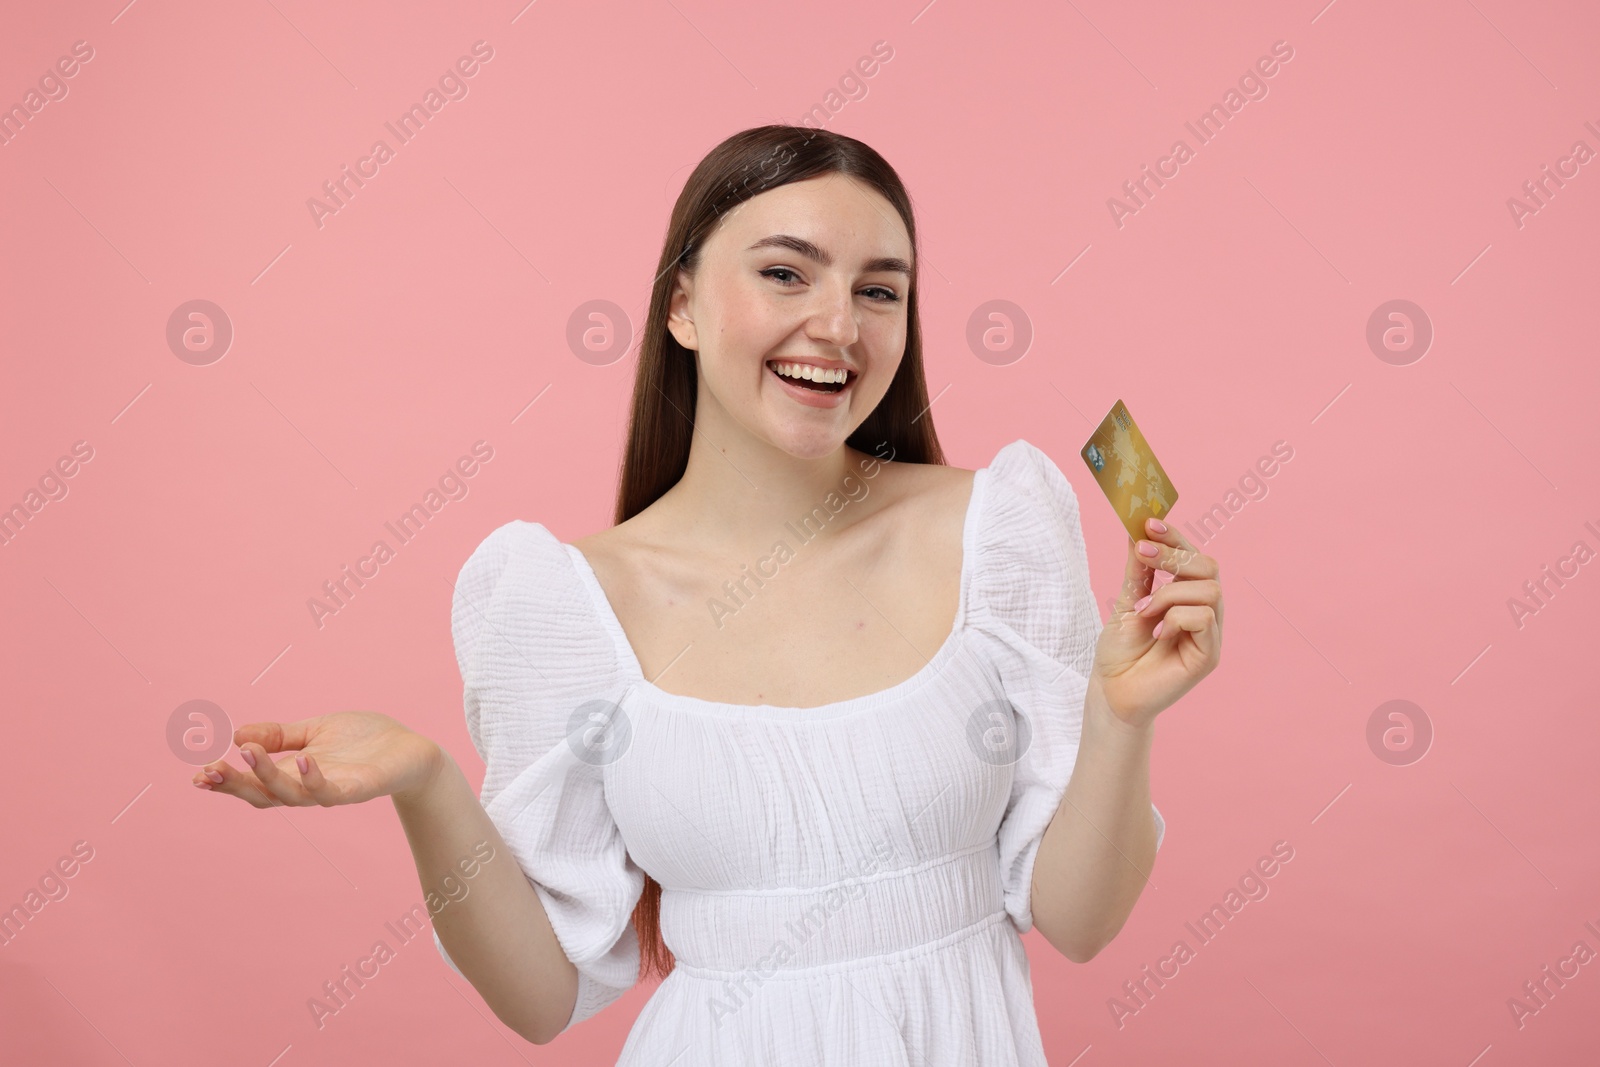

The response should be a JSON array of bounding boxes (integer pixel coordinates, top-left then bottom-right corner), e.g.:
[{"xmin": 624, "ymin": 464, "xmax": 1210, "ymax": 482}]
[
  {"xmin": 205, "ymin": 769, "xmax": 224, "ymax": 783},
  {"xmin": 1149, "ymin": 518, "xmax": 1168, "ymax": 534},
  {"xmin": 240, "ymin": 748, "xmax": 257, "ymax": 769},
  {"xmin": 1134, "ymin": 594, "xmax": 1153, "ymax": 613},
  {"xmin": 1152, "ymin": 620, "xmax": 1166, "ymax": 638},
  {"xmin": 296, "ymin": 755, "xmax": 309, "ymax": 774},
  {"xmin": 1138, "ymin": 541, "xmax": 1159, "ymax": 558}
]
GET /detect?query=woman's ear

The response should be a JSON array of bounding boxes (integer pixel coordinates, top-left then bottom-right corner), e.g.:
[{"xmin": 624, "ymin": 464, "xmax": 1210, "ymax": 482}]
[{"xmin": 666, "ymin": 271, "xmax": 697, "ymax": 351}]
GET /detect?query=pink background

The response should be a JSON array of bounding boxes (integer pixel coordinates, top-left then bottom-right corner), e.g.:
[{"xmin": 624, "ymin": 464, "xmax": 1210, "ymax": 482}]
[{"xmin": 3, "ymin": 0, "xmax": 1597, "ymax": 1063}]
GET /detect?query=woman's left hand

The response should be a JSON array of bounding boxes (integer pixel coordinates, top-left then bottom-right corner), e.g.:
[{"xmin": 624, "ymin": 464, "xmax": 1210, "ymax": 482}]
[{"xmin": 1089, "ymin": 517, "xmax": 1223, "ymax": 730}]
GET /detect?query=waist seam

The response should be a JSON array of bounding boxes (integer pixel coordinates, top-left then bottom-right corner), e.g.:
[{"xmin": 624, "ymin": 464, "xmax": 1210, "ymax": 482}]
[
  {"xmin": 670, "ymin": 909, "xmax": 1010, "ymax": 982},
  {"xmin": 661, "ymin": 840, "xmax": 998, "ymax": 900}
]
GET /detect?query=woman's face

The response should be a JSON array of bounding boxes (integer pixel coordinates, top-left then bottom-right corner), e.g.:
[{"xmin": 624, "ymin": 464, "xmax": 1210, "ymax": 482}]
[{"xmin": 667, "ymin": 173, "xmax": 913, "ymax": 460}]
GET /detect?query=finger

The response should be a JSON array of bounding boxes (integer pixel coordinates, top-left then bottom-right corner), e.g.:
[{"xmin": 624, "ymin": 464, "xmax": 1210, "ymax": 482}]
[
  {"xmin": 1137, "ymin": 520, "xmax": 1224, "ymax": 624},
  {"xmin": 1135, "ymin": 578, "xmax": 1223, "ymax": 619},
  {"xmin": 1152, "ymin": 605, "xmax": 1221, "ymax": 659},
  {"xmin": 1141, "ymin": 515, "xmax": 1194, "ymax": 552},
  {"xmin": 193, "ymin": 759, "xmax": 280, "ymax": 808},
  {"xmin": 296, "ymin": 753, "xmax": 346, "ymax": 807},
  {"xmin": 1112, "ymin": 535, "xmax": 1158, "ymax": 615},
  {"xmin": 234, "ymin": 719, "xmax": 316, "ymax": 754},
  {"xmin": 1136, "ymin": 518, "xmax": 1217, "ymax": 582},
  {"xmin": 240, "ymin": 741, "xmax": 314, "ymax": 807}
]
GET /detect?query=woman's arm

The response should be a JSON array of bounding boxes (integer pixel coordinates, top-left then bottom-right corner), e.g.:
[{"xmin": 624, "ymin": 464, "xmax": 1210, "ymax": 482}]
[
  {"xmin": 393, "ymin": 744, "xmax": 579, "ymax": 1045},
  {"xmin": 1029, "ymin": 677, "xmax": 1158, "ymax": 962},
  {"xmin": 200, "ymin": 711, "xmax": 585, "ymax": 1044},
  {"xmin": 1030, "ymin": 518, "xmax": 1223, "ymax": 962}
]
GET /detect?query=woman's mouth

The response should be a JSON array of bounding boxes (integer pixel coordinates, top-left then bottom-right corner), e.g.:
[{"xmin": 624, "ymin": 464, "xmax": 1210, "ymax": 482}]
[{"xmin": 765, "ymin": 360, "xmax": 856, "ymax": 397}]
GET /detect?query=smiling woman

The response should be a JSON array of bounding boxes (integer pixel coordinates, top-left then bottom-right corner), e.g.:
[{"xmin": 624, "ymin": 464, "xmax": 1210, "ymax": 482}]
[{"xmin": 197, "ymin": 124, "xmax": 1223, "ymax": 1066}]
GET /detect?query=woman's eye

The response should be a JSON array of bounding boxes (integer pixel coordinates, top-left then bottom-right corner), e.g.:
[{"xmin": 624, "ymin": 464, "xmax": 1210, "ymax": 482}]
[
  {"xmin": 760, "ymin": 268, "xmax": 900, "ymax": 303},
  {"xmin": 760, "ymin": 267, "xmax": 801, "ymax": 286}
]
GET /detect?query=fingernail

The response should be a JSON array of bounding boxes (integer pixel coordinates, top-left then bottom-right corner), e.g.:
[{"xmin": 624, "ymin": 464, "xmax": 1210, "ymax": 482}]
[
  {"xmin": 205, "ymin": 769, "xmax": 224, "ymax": 783},
  {"xmin": 1152, "ymin": 620, "xmax": 1166, "ymax": 638},
  {"xmin": 240, "ymin": 747, "xmax": 257, "ymax": 769},
  {"xmin": 1138, "ymin": 541, "xmax": 1159, "ymax": 558},
  {"xmin": 193, "ymin": 779, "xmax": 211, "ymax": 789},
  {"xmin": 1134, "ymin": 594, "xmax": 1152, "ymax": 614},
  {"xmin": 1148, "ymin": 518, "xmax": 1167, "ymax": 534},
  {"xmin": 296, "ymin": 755, "xmax": 309, "ymax": 774}
]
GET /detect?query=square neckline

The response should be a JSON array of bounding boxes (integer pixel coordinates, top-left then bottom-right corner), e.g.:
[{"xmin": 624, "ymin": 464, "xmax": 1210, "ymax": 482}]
[{"xmin": 557, "ymin": 461, "xmax": 993, "ymax": 719}]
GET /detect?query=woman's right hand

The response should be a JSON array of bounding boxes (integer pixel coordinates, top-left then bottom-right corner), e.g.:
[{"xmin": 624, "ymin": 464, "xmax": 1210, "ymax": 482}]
[{"xmin": 191, "ymin": 711, "xmax": 445, "ymax": 808}]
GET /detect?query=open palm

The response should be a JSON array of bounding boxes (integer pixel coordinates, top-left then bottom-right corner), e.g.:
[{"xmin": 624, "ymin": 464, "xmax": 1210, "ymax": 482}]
[{"xmin": 191, "ymin": 711, "xmax": 443, "ymax": 808}]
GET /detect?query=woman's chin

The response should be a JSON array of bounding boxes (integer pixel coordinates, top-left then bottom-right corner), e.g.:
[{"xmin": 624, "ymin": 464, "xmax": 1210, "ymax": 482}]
[{"xmin": 762, "ymin": 420, "xmax": 855, "ymax": 461}]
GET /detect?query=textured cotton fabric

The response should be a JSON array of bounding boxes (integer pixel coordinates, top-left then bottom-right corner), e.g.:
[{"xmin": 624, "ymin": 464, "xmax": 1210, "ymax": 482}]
[{"xmin": 433, "ymin": 438, "xmax": 1166, "ymax": 1064}]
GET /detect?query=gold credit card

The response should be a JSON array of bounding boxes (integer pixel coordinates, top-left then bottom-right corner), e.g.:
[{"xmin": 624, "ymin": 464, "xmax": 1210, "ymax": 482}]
[{"xmin": 1080, "ymin": 399, "xmax": 1179, "ymax": 543}]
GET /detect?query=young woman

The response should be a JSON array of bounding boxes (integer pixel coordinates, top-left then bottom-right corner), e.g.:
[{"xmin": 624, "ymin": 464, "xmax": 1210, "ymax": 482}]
[{"xmin": 193, "ymin": 125, "xmax": 1223, "ymax": 1064}]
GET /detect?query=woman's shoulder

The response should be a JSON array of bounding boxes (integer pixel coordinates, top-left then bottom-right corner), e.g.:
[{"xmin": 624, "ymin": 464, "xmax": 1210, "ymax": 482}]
[
  {"xmin": 969, "ymin": 439, "xmax": 1084, "ymax": 548},
  {"xmin": 875, "ymin": 450, "xmax": 976, "ymax": 527},
  {"xmin": 452, "ymin": 520, "xmax": 615, "ymax": 676},
  {"xmin": 568, "ymin": 514, "xmax": 665, "ymax": 622},
  {"xmin": 893, "ymin": 438, "xmax": 1075, "ymax": 502},
  {"xmin": 458, "ymin": 518, "xmax": 567, "ymax": 586},
  {"xmin": 892, "ymin": 438, "xmax": 1081, "ymax": 544},
  {"xmin": 985, "ymin": 438, "xmax": 1079, "ymax": 499},
  {"xmin": 966, "ymin": 439, "xmax": 1099, "ymax": 669},
  {"xmin": 842, "ymin": 439, "xmax": 1078, "ymax": 583}
]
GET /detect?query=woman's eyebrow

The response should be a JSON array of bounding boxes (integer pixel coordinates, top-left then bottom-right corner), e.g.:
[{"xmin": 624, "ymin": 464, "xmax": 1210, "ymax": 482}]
[{"xmin": 746, "ymin": 234, "xmax": 911, "ymax": 276}]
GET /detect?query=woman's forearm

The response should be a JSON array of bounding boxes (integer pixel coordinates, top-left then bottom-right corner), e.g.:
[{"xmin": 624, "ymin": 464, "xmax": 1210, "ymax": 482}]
[
  {"xmin": 1029, "ymin": 676, "xmax": 1159, "ymax": 962},
  {"xmin": 392, "ymin": 745, "xmax": 578, "ymax": 1044}
]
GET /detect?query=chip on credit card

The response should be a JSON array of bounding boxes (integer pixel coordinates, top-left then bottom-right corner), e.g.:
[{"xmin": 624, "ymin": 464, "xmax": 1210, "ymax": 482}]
[{"xmin": 1079, "ymin": 399, "xmax": 1179, "ymax": 544}]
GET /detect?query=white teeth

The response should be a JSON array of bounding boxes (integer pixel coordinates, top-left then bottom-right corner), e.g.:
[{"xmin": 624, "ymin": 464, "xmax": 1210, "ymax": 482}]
[{"xmin": 770, "ymin": 361, "xmax": 848, "ymax": 385}]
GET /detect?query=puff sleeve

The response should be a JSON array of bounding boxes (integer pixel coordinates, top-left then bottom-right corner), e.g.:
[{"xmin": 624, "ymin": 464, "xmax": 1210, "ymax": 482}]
[
  {"xmin": 969, "ymin": 440, "xmax": 1166, "ymax": 935},
  {"xmin": 432, "ymin": 520, "xmax": 644, "ymax": 1034}
]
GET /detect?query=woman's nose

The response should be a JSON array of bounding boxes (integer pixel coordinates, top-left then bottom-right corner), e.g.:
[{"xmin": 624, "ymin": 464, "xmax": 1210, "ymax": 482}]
[{"xmin": 805, "ymin": 285, "xmax": 859, "ymax": 347}]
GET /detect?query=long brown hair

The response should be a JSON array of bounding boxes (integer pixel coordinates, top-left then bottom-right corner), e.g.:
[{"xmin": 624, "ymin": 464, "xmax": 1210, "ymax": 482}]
[{"xmin": 612, "ymin": 124, "xmax": 945, "ymax": 985}]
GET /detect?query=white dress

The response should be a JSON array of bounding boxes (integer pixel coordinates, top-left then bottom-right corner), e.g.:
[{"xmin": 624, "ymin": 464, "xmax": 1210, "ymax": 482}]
[{"xmin": 433, "ymin": 438, "xmax": 1165, "ymax": 1065}]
